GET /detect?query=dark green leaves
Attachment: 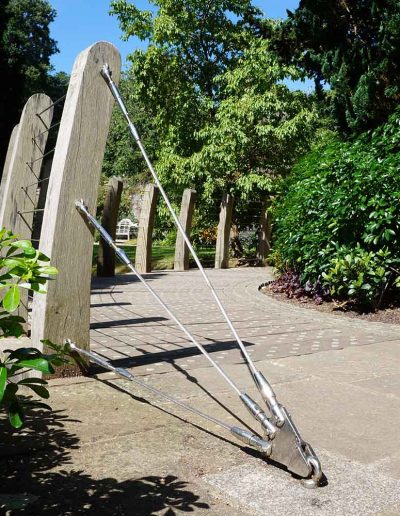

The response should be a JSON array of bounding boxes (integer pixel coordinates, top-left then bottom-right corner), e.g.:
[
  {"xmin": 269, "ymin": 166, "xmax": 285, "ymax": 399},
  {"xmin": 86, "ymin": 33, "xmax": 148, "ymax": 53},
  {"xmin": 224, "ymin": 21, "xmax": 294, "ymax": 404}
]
[
  {"xmin": 272, "ymin": 107, "xmax": 400, "ymax": 308},
  {"xmin": 8, "ymin": 402, "xmax": 24, "ymax": 428}
]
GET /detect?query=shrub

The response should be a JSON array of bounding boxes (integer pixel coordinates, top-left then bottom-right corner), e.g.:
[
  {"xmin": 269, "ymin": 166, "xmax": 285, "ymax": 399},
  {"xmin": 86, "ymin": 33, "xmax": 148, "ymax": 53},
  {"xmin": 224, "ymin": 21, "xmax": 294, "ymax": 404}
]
[
  {"xmin": 0, "ymin": 229, "xmax": 71, "ymax": 428},
  {"xmin": 272, "ymin": 108, "xmax": 400, "ymax": 308}
]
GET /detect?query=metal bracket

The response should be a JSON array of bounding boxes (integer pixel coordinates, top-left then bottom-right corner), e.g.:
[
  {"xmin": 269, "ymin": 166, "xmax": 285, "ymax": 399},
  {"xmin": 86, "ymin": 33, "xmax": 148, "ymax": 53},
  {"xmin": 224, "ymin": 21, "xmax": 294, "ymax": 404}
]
[{"xmin": 262, "ymin": 406, "xmax": 322, "ymax": 487}]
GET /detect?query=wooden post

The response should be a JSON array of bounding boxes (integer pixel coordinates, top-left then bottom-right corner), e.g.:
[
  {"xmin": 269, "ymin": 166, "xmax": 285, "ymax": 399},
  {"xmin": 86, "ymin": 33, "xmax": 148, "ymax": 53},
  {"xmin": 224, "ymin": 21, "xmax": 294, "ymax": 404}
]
[
  {"xmin": 0, "ymin": 95, "xmax": 53, "ymax": 236},
  {"xmin": 215, "ymin": 193, "xmax": 234, "ymax": 269},
  {"xmin": 97, "ymin": 177, "xmax": 123, "ymax": 277},
  {"xmin": 174, "ymin": 188, "xmax": 196, "ymax": 271},
  {"xmin": 31, "ymin": 42, "xmax": 121, "ymax": 352},
  {"xmin": 0, "ymin": 96, "xmax": 53, "ymax": 320},
  {"xmin": 135, "ymin": 184, "xmax": 159, "ymax": 273},
  {"xmin": 257, "ymin": 198, "xmax": 272, "ymax": 262},
  {"xmin": 0, "ymin": 124, "xmax": 19, "ymax": 203}
]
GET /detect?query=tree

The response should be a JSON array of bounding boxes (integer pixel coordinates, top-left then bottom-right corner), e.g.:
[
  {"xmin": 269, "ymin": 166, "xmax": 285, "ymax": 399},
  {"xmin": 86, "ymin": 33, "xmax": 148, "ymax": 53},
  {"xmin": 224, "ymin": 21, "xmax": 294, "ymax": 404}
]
[
  {"xmin": 178, "ymin": 38, "xmax": 318, "ymax": 207},
  {"xmin": 274, "ymin": 0, "xmax": 400, "ymax": 134},
  {"xmin": 0, "ymin": 0, "xmax": 59, "ymax": 172},
  {"xmin": 108, "ymin": 1, "xmax": 318, "ymax": 230}
]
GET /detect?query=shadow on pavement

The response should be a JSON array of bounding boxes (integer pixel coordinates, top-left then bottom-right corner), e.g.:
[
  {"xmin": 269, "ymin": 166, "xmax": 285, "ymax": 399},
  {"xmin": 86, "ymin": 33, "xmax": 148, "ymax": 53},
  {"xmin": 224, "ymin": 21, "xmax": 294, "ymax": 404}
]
[
  {"xmin": 0, "ymin": 408, "xmax": 209, "ymax": 515},
  {"xmin": 105, "ymin": 338, "xmax": 254, "ymax": 369},
  {"xmin": 90, "ymin": 316, "xmax": 167, "ymax": 330}
]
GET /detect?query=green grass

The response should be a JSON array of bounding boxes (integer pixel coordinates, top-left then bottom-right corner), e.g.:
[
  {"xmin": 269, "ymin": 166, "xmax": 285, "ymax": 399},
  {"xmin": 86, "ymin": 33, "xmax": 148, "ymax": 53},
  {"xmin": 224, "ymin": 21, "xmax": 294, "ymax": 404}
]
[{"xmin": 93, "ymin": 242, "xmax": 215, "ymax": 274}]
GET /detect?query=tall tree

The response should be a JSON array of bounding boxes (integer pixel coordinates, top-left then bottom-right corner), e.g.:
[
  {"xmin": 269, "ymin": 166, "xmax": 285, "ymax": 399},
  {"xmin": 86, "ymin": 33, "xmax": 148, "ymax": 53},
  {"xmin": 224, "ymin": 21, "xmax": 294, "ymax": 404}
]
[
  {"xmin": 108, "ymin": 1, "xmax": 318, "ymax": 230},
  {"xmin": 274, "ymin": 0, "xmax": 400, "ymax": 134},
  {"xmin": 0, "ymin": 0, "xmax": 59, "ymax": 171}
]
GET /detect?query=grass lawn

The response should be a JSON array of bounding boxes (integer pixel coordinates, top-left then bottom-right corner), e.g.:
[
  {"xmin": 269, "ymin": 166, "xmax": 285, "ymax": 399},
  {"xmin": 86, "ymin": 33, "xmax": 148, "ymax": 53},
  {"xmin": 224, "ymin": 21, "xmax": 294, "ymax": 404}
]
[{"xmin": 93, "ymin": 241, "xmax": 215, "ymax": 274}]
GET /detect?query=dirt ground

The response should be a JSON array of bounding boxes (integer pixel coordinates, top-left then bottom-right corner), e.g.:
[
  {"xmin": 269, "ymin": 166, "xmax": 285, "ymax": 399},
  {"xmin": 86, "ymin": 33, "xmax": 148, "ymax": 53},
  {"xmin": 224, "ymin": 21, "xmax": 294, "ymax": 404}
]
[{"xmin": 260, "ymin": 284, "xmax": 400, "ymax": 325}]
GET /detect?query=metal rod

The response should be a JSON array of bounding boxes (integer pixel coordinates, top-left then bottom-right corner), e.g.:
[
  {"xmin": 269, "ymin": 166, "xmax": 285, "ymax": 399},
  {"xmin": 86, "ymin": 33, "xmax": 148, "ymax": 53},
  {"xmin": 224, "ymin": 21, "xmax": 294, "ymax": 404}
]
[
  {"xmin": 18, "ymin": 208, "xmax": 44, "ymax": 215},
  {"xmin": 100, "ymin": 64, "xmax": 258, "ymax": 378},
  {"xmin": 34, "ymin": 121, "xmax": 61, "ymax": 139},
  {"xmin": 21, "ymin": 176, "xmax": 50, "ymax": 190},
  {"xmin": 28, "ymin": 148, "xmax": 55, "ymax": 166},
  {"xmin": 37, "ymin": 94, "xmax": 67, "ymax": 116},
  {"xmin": 66, "ymin": 340, "xmax": 272, "ymax": 455},
  {"xmin": 75, "ymin": 200, "xmax": 241, "ymax": 396},
  {"xmin": 26, "ymin": 161, "xmax": 39, "ymax": 179},
  {"xmin": 66, "ymin": 340, "xmax": 230, "ymax": 430}
]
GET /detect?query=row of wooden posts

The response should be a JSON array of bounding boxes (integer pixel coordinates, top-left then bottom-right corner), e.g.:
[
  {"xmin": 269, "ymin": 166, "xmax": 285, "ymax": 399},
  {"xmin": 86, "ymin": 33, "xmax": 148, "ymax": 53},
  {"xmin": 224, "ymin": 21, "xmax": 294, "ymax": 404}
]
[
  {"xmin": 98, "ymin": 179, "xmax": 271, "ymax": 277},
  {"xmin": 0, "ymin": 40, "xmax": 271, "ymax": 357}
]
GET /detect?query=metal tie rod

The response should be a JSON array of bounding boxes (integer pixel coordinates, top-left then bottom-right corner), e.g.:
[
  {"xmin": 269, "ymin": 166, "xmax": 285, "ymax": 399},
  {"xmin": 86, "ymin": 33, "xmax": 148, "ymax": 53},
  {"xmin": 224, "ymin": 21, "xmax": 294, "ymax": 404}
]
[
  {"xmin": 98, "ymin": 66, "xmax": 324, "ymax": 487},
  {"xmin": 66, "ymin": 340, "xmax": 272, "ymax": 456},
  {"xmin": 76, "ymin": 200, "xmax": 277, "ymax": 438},
  {"xmin": 100, "ymin": 64, "xmax": 258, "ymax": 380},
  {"xmin": 100, "ymin": 65, "xmax": 288, "ymax": 422},
  {"xmin": 37, "ymin": 94, "xmax": 67, "ymax": 116}
]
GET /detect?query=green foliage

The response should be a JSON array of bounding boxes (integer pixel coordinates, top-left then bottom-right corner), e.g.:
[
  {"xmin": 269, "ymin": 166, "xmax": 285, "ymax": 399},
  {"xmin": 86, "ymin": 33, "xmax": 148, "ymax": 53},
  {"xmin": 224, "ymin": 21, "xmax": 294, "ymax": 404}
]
[
  {"xmin": 272, "ymin": 108, "xmax": 400, "ymax": 308},
  {"xmin": 184, "ymin": 38, "xmax": 319, "ymax": 205},
  {"xmin": 108, "ymin": 2, "xmax": 319, "ymax": 233},
  {"xmin": 274, "ymin": 0, "xmax": 400, "ymax": 133},
  {"xmin": 0, "ymin": 0, "xmax": 59, "ymax": 170},
  {"xmin": 0, "ymin": 341, "xmax": 69, "ymax": 428},
  {"xmin": 0, "ymin": 229, "xmax": 71, "ymax": 428}
]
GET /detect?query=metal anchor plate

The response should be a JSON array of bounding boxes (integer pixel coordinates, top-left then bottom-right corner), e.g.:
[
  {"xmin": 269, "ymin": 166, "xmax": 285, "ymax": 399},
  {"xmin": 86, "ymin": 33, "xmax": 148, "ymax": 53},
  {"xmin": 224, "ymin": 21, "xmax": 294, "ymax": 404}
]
[{"xmin": 266, "ymin": 406, "xmax": 312, "ymax": 478}]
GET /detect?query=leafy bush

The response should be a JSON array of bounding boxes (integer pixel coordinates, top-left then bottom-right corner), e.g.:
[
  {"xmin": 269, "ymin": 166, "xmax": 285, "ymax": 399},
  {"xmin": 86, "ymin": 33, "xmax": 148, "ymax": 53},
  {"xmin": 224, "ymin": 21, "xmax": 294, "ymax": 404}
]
[
  {"xmin": 0, "ymin": 229, "xmax": 71, "ymax": 428},
  {"xmin": 272, "ymin": 108, "xmax": 400, "ymax": 308}
]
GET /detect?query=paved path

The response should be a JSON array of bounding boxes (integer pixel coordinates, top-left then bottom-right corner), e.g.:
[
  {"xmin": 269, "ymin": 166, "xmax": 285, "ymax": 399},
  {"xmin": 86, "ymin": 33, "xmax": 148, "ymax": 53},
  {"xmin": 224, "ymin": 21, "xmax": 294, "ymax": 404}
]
[
  {"xmin": 89, "ymin": 267, "xmax": 399, "ymax": 375},
  {"xmin": 4, "ymin": 267, "xmax": 400, "ymax": 515}
]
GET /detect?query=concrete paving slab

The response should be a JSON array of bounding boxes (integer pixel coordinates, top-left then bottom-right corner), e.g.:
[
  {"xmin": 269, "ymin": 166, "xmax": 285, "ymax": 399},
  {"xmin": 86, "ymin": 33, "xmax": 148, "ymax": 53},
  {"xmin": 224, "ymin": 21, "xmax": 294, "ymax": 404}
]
[{"xmin": 203, "ymin": 451, "xmax": 400, "ymax": 516}]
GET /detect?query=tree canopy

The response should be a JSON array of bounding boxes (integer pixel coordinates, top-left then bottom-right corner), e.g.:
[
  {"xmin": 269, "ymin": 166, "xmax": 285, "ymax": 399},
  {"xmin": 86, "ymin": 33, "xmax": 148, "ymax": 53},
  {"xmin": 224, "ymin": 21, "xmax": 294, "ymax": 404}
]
[
  {"xmin": 0, "ymin": 0, "xmax": 59, "ymax": 171},
  {"xmin": 274, "ymin": 0, "xmax": 400, "ymax": 134},
  {"xmin": 107, "ymin": 0, "xmax": 318, "ymax": 227}
]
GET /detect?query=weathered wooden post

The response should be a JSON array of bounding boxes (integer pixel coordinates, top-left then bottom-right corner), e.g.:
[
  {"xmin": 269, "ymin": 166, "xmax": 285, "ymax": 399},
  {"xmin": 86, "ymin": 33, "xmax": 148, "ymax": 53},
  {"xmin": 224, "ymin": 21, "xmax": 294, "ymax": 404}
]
[
  {"xmin": 215, "ymin": 193, "xmax": 234, "ymax": 269},
  {"xmin": 0, "ymin": 96, "xmax": 53, "ymax": 319},
  {"xmin": 135, "ymin": 184, "xmax": 159, "ymax": 273},
  {"xmin": 257, "ymin": 198, "xmax": 272, "ymax": 262},
  {"xmin": 31, "ymin": 42, "xmax": 121, "ymax": 352},
  {"xmin": 174, "ymin": 188, "xmax": 196, "ymax": 271},
  {"xmin": 0, "ymin": 95, "xmax": 53, "ymax": 236},
  {"xmin": 97, "ymin": 177, "xmax": 123, "ymax": 277}
]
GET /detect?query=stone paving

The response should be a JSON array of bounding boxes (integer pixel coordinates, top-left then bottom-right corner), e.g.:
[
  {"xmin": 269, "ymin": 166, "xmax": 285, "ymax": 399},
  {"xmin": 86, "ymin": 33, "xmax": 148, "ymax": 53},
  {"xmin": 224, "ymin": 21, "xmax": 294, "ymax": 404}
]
[
  {"xmin": 5, "ymin": 266, "xmax": 399, "ymax": 515},
  {"xmin": 89, "ymin": 267, "xmax": 399, "ymax": 376}
]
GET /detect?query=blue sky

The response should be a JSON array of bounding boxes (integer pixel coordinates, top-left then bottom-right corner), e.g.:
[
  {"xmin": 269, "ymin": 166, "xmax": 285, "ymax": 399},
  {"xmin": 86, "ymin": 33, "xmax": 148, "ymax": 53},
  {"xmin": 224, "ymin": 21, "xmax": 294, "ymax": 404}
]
[{"xmin": 49, "ymin": 1, "xmax": 301, "ymax": 74}]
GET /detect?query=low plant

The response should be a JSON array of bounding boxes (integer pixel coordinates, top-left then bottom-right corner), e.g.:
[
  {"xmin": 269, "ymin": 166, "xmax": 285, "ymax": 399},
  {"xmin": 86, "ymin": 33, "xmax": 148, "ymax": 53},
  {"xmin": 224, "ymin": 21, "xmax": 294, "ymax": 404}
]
[
  {"xmin": 272, "ymin": 107, "xmax": 400, "ymax": 309},
  {"xmin": 0, "ymin": 229, "xmax": 71, "ymax": 428}
]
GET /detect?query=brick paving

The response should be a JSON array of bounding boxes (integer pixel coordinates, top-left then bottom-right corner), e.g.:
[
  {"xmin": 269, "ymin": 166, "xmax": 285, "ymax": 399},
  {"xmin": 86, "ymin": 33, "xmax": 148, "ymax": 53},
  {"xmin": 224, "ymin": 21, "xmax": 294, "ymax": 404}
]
[{"xmin": 89, "ymin": 267, "xmax": 399, "ymax": 375}]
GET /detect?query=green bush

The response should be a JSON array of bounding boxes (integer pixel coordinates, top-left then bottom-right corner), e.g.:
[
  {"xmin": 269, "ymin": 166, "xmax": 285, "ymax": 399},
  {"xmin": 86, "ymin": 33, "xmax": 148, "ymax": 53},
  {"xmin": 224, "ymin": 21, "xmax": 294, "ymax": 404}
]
[
  {"xmin": 272, "ymin": 108, "xmax": 400, "ymax": 308},
  {"xmin": 0, "ymin": 229, "xmax": 72, "ymax": 428}
]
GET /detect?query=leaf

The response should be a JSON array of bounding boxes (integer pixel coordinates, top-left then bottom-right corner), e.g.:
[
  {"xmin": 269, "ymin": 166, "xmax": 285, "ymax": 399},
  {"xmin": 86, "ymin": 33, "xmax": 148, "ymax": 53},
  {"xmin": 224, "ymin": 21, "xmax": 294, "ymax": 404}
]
[
  {"xmin": 11, "ymin": 240, "xmax": 32, "ymax": 249},
  {"xmin": 0, "ymin": 366, "xmax": 7, "ymax": 403},
  {"xmin": 8, "ymin": 402, "xmax": 24, "ymax": 428},
  {"xmin": 5, "ymin": 348, "xmax": 41, "ymax": 361},
  {"xmin": 11, "ymin": 240, "xmax": 34, "ymax": 252},
  {"xmin": 24, "ymin": 384, "xmax": 50, "ymax": 399},
  {"xmin": 30, "ymin": 283, "xmax": 47, "ymax": 294},
  {"xmin": 17, "ymin": 377, "xmax": 47, "ymax": 386},
  {"xmin": 3, "ymin": 285, "xmax": 20, "ymax": 312},
  {"xmin": 15, "ymin": 358, "xmax": 54, "ymax": 374},
  {"xmin": 37, "ymin": 266, "xmax": 58, "ymax": 276}
]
